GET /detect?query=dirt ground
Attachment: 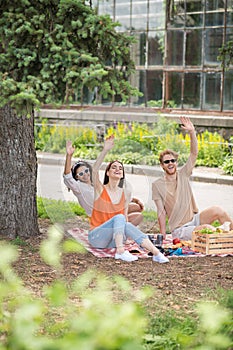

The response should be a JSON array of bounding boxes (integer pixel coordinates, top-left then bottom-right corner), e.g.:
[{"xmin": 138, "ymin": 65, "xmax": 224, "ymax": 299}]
[{"xmin": 10, "ymin": 216, "xmax": 232, "ymax": 315}]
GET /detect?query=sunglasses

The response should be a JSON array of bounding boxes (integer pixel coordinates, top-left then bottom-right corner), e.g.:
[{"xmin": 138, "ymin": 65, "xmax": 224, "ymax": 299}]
[
  {"xmin": 77, "ymin": 168, "xmax": 89, "ymax": 177},
  {"xmin": 163, "ymin": 159, "xmax": 177, "ymax": 164}
]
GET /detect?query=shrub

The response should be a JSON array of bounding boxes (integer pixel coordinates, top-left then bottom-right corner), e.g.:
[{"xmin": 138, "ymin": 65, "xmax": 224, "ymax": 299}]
[
  {"xmin": 105, "ymin": 151, "xmax": 143, "ymax": 164},
  {"xmin": 196, "ymin": 131, "xmax": 229, "ymax": 167},
  {"xmin": 221, "ymin": 155, "xmax": 233, "ymax": 176},
  {"xmin": 34, "ymin": 117, "xmax": 232, "ymax": 173},
  {"xmin": 0, "ymin": 227, "xmax": 149, "ymax": 349}
]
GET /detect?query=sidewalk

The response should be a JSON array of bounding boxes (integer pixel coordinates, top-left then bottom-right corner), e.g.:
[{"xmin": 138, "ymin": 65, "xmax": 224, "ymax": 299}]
[{"xmin": 37, "ymin": 152, "xmax": 233, "ymax": 186}]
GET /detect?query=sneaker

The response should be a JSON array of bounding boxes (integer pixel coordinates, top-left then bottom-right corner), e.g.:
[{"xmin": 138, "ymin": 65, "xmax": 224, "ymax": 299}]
[
  {"xmin": 115, "ymin": 251, "xmax": 138, "ymax": 262},
  {"xmin": 153, "ymin": 252, "xmax": 169, "ymax": 264}
]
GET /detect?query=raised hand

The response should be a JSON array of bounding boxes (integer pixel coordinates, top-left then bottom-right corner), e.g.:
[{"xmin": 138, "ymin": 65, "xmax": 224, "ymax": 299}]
[
  {"xmin": 66, "ymin": 140, "xmax": 75, "ymax": 156},
  {"xmin": 180, "ymin": 116, "xmax": 195, "ymax": 133},
  {"xmin": 103, "ymin": 134, "xmax": 115, "ymax": 151}
]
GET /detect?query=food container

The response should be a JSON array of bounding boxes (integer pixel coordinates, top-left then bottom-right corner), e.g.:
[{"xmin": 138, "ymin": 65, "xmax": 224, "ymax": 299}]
[{"xmin": 191, "ymin": 230, "xmax": 233, "ymax": 255}]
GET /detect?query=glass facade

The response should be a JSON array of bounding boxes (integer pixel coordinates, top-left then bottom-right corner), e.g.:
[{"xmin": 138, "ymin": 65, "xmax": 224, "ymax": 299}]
[{"xmin": 93, "ymin": 0, "xmax": 233, "ymax": 111}]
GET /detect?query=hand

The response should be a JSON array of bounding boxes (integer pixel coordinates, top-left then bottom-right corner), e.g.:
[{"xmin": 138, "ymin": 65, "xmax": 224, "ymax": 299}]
[
  {"xmin": 103, "ymin": 135, "xmax": 115, "ymax": 151},
  {"xmin": 131, "ymin": 198, "xmax": 144, "ymax": 211},
  {"xmin": 66, "ymin": 140, "xmax": 75, "ymax": 156},
  {"xmin": 180, "ymin": 116, "xmax": 195, "ymax": 133}
]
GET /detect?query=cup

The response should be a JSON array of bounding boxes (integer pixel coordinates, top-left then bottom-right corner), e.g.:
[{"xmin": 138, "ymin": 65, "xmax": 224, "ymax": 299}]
[
  {"xmin": 156, "ymin": 234, "xmax": 164, "ymax": 247},
  {"xmin": 147, "ymin": 234, "xmax": 157, "ymax": 245}
]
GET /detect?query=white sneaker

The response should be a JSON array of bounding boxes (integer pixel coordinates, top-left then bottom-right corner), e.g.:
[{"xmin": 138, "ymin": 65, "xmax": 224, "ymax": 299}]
[
  {"xmin": 153, "ymin": 252, "xmax": 169, "ymax": 264},
  {"xmin": 115, "ymin": 251, "xmax": 138, "ymax": 262}
]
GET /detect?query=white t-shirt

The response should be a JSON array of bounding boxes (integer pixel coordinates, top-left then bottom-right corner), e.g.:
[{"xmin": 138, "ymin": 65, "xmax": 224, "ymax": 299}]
[{"xmin": 63, "ymin": 173, "xmax": 94, "ymax": 217}]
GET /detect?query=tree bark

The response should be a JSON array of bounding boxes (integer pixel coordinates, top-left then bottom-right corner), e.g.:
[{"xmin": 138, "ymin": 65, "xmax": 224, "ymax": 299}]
[{"xmin": 0, "ymin": 104, "xmax": 39, "ymax": 238}]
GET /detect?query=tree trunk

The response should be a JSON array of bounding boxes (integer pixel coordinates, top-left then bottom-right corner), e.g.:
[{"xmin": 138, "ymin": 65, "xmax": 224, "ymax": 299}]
[{"xmin": 0, "ymin": 104, "xmax": 39, "ymax": 238}]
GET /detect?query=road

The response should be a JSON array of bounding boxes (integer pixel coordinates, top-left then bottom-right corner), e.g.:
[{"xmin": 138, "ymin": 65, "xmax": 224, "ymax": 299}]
[{"xmin": 37, "ymin": 163, "xmax": 233, "ymax": 218}]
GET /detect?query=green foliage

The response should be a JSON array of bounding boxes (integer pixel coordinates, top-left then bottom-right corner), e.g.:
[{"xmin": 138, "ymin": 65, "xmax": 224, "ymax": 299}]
[
  {"xmin": 106, "ymin": 151, "xmax": 144, "ymax": 164},
  {"xmin": 0, "ymin": 227, "xmax": 149, "ymax": 349},
  {"xmin": 218, "ymin": 40, "xmax": 233, "ymax": 69},
  {"xmin": 37, "ymin": 196, "xmax": 86, "ymax": 223},
  {"xmin": 147, "ymin": 100, "xmax": 177, "ymax": 108},
  {"xmin": 106, "ymin": 121, "xmax": 158, "ymax": 152},
  {"xmin": 10, "ymin": 237, "xmax": 28, "ymax": 247},
  {"xmin": 196, "ymin": 131, "xmax": 229, "ymax": 167},
  {"xmin": 144, "ymin": 293, "xmax": 233, "ymax": 349},
  {"xmin": 35, "ymin": 120, "xmax": 97, "ymax": 153},
  {"xmin": 110, "ymin": 138, "xmax": 149, "ymax": 155},
  {"xmin": 142, "ymin": 210, "xmax": 158, "ymax": 222},
  {"xmin": 0, "ymin": 227, "xmax": 232, "ymax": 349},
  {"xmin": 0, "ymin": 0, "xmax": 139, "ymax": 113},
  {"xmin": 140, "ymin": 154, "xmax": 158, "ymax": 166},
  {"xmin": 35, "ymin": 117, "xmax": 232, "ymax": 171},
  {"xmin": 73, "ymin": 145, "xmax": 100, "ymax": 160},
  {"xmin": 221, "ymin": 155, "xmax": 233, "ymax": 176}
]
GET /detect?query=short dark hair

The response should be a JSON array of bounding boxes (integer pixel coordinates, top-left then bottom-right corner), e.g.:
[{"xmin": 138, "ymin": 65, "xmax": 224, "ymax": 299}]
[
  {"xmin": 103, "ymin": 160, "xmax": 125, "ymax": 188},
  {"xmin": 71, "ymin": 161, "xmax": 93, "ymax": 182}
]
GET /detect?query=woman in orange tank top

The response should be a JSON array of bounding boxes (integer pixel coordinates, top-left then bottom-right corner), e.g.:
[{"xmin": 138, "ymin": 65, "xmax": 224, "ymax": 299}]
[{"xmin": 88, "ymin": 135, "xmax": 169, "ymax": 263}]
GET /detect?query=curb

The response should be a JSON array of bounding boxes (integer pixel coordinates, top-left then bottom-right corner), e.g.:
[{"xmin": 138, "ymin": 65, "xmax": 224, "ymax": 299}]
[{"xmin": 37, "ymin": 152, "xmax": 233, "ymax": 186}]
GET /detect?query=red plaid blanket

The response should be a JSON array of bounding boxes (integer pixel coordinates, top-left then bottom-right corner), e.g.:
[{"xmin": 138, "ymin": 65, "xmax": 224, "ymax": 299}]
[
  {"xmin": 67, "ymin": 228, "xmax": 232, "ymax": 259},
  {"xmin": 67, "ymin": 227, "xmax": 150, "ymax": 258}
]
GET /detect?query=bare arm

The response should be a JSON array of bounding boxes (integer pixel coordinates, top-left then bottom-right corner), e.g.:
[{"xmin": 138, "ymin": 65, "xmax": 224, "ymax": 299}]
[
  {"xmin": 92, "ymin": 135, "xmax": 115, "ymax": 195},
  {"xmin": 154, "ymin": 199, "xmax": 167, "ymax": 239},
  {"xmin": 64, "ymin": 140, "xmax": 75, "ymax": 175},
  {"xmin": 124, "ymin": 188, "xmax": 132, "ymax": 220},
  {"xmin": 180, "ymin": 116, "xmax": 198, "ymax": 166},
  {"xmin": 131, "ymin": 197, "xmax": 144, "ymax": 211}
]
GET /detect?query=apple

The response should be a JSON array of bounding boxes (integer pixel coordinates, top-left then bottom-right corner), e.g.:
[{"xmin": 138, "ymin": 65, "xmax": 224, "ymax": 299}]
[{"xmin": 173, "ymin": 238, "xmax": 181, "ymax": 245}]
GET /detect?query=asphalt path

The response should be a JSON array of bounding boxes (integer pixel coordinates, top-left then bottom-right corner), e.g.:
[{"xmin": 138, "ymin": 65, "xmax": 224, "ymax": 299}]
[{"xmin": 37, "ymin": 163, "xmax": 233, "ymax": 218}]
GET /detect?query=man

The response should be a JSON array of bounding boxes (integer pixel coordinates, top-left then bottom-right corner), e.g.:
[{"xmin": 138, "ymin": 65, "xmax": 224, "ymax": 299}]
[{"xmin": 152, "ymin": 116, "xmax": 233, "ymax": 240}]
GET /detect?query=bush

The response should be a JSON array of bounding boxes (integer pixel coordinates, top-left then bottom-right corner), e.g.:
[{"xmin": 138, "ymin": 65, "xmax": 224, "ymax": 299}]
[
  {"xmin": 221, "ymin": 155, "xmax": 233, "ymax": 176},
  {"xmin": 0, "ymin": 226, "xmax": 149, "ymax": 350},
  {"xmin": 35, "ymin": 117, "xmax": 232, "ymax": 173},
  {"xmin": 196, "ymin": 131, "xmax": 229, "ymax": 167}
]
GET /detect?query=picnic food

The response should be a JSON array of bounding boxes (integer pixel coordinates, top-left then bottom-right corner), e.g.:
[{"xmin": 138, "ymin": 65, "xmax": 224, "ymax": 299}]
[
  {"xmin": 197, "ymin": 228, "xmax": 215, "ymax": 234},
  {"xmin": 173, "ymin": 238, "xmax": 181, "ymax": 245}
]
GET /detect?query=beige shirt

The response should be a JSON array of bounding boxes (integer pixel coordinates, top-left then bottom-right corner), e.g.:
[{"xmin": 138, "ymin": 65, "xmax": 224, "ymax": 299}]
[{"xmin": 152, "ymin": 159, "xmax": 198, "ymax": 232}]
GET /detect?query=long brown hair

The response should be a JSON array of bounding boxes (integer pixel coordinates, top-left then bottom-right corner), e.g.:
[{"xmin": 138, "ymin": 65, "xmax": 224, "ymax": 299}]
[{"xmin": 103, "ymin": 160, "xmax": 125, "ymax": 188}]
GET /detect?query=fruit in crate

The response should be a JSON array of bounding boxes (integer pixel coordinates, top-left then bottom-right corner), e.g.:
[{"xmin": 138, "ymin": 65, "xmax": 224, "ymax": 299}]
[{"xmin": 193, "ymin": 225, "xmax": 216, "ymax": 234}]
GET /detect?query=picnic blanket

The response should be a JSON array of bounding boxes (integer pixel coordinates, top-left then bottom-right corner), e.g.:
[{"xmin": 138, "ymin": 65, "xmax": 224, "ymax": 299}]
[
  {"xmin": 66, "ymin": 227, "xmax": 204, "ymax": 258},
  {"xmin": 67, "ymin": 227, "xmax": 150, "ymax": 258}
]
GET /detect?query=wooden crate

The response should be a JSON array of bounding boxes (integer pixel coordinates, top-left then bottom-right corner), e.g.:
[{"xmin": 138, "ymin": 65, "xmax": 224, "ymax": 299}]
[{"xmin": 191, "ymin": 231, "xmax": 233, "ymax": 255}]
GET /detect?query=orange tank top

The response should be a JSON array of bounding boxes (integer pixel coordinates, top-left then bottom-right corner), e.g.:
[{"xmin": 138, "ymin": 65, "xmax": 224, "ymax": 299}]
[{"xmin": 90, "ymin": 187, "xmax": 125, "ymax": 230}]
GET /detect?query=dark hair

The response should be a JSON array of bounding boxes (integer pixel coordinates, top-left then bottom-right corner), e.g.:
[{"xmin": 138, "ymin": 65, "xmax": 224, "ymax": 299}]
[
  {"xmin": 71, "ymin": 161, "xmax": 93, "ymax": 182},
  {"xmin": 103, "ymin": 160, "xmax": 125, "ymax": 188}
]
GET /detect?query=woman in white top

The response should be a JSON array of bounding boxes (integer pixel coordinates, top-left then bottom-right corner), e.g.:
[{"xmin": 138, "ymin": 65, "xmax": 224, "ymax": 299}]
[{"xmin": 63, "ymin": 140, "xmax": 144, "ymax": 224}]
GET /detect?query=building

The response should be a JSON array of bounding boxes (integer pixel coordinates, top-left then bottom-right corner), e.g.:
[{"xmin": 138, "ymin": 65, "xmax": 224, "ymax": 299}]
[{"xmin": 92, "ymin": 0, "xmax": 233, "ymax": 112}]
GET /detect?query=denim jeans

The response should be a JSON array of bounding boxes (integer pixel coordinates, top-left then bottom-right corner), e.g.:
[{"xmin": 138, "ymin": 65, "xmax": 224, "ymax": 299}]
[{"xmin": 88, "ymin": 214, "xmax": 147, "ymax": 248}]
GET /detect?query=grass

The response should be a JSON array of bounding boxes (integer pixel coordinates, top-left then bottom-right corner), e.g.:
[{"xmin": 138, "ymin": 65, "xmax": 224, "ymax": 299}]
[
  {"xmin": 37, "ymin": 196, "xmax": 87, "ymax": 223},
  {"xmin": 37, "ymin": 196, "xmax": 159, "ymax": 225}
]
